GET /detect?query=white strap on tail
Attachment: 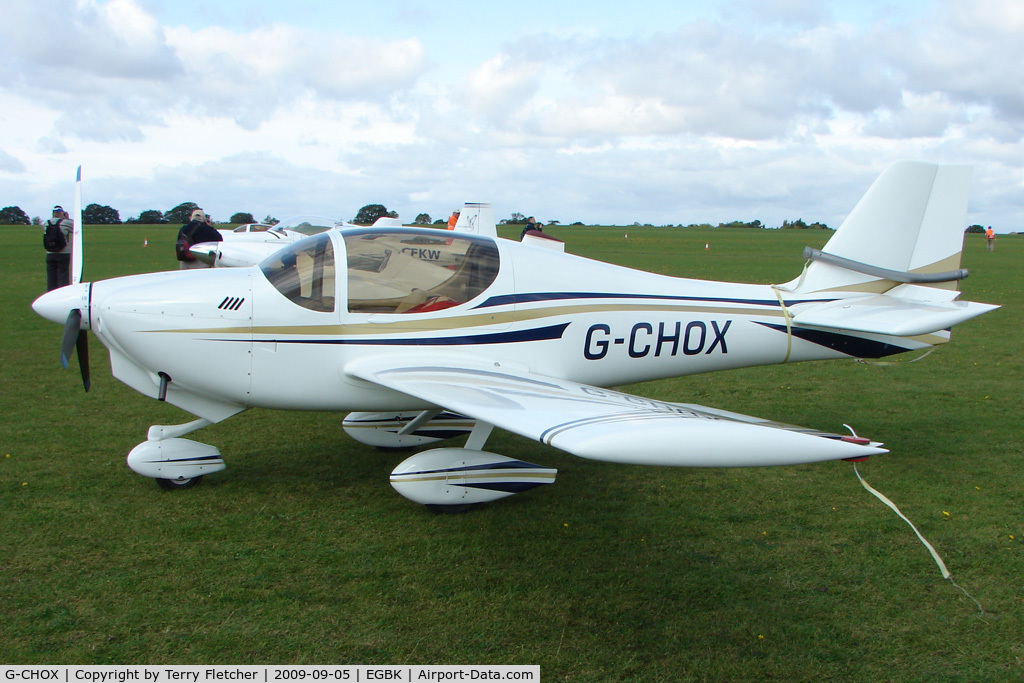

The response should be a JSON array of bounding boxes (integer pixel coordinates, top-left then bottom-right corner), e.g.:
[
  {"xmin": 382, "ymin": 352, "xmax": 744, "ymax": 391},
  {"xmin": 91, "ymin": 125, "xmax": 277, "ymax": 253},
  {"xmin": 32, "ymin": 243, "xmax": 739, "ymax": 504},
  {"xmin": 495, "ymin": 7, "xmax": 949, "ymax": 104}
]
[{"xmin": 770, "ymin": 285, "xmax": 794, "ymax": 363}]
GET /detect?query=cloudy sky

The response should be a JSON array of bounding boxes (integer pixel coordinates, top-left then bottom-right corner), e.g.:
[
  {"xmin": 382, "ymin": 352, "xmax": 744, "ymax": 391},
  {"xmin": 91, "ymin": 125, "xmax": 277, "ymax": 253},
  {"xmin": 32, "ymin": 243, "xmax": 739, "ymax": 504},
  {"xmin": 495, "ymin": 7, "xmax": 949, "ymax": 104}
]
[{"xmin": 2, "ymin": 0, "xmax": 1022, "ymax": 229}]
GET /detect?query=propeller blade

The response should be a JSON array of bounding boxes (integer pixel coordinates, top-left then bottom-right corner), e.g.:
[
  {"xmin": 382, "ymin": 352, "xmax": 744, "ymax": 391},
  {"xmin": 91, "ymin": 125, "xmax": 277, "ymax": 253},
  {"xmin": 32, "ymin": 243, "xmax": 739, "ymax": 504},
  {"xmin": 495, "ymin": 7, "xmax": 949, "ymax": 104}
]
[
  {"xmin": 60, "ymin": 309, "xmax": 82, "ymax": 369},
  {"xmin": 72, "ymin": 165, "xmax": 83, "ymax": 285},
  {"xmin": 76, "ymin": 329, "xmax": 91, "ymax": 392}
]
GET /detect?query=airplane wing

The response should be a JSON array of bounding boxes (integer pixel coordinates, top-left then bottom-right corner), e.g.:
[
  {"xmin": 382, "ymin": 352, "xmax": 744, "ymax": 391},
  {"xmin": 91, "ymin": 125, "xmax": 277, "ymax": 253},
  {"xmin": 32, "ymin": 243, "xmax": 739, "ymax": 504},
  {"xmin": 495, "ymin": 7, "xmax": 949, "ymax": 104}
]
[{"xmin": 345, "ymin": 355, "xmax": 886, "ymax": 467}]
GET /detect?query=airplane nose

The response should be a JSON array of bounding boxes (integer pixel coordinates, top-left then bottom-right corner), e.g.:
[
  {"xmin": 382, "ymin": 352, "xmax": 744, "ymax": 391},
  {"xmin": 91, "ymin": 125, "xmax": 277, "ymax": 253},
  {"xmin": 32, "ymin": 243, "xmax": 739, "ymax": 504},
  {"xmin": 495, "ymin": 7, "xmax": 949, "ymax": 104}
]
[
  {"xmin": 32, "ymin": 283, "xmax": 91, "ymax": 328},
  {"xmin": 189, "ymin": 242, "xmax": 219, "ymax": 266}
]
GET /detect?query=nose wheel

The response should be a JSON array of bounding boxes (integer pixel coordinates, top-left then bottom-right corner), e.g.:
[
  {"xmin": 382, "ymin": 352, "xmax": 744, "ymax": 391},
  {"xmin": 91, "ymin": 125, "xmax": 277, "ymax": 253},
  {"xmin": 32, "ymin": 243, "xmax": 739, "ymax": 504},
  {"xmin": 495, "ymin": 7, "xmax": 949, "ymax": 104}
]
[{"xmin": 155, "ymin": 476, "xmax": 204, "ymax": 490}]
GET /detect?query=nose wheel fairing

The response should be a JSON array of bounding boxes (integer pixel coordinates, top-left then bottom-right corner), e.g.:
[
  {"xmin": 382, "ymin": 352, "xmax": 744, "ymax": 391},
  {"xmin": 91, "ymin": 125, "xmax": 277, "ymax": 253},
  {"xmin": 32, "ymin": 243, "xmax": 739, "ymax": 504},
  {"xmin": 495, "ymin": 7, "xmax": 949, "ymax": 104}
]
[{"xmin": 126, "ymin": 437, "xmax": 226, "ymax": 482}]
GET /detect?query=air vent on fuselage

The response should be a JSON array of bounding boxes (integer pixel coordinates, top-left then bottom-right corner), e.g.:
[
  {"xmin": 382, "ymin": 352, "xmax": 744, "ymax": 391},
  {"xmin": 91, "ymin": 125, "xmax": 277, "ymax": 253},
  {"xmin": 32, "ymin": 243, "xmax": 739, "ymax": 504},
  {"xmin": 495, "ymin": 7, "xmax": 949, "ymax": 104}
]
[{"xmin": 218, "ymin": 296, "xmax": 245, "ymax": 311}]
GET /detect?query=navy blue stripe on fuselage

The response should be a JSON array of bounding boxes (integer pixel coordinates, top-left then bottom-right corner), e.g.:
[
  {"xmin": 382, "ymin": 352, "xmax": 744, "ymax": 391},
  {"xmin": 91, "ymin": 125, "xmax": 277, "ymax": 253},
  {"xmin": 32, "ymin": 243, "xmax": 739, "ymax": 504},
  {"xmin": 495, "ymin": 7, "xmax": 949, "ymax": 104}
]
[
  {"xmin": 756, "ymin": 322, "xmax": 911, "ymax": 358},
  {"xmin": 474, "ymin": 292, "xmax": 829, "ymax": 309},
  {"xmin": 459, "ymin": 481, "xmax": 551, "ymax": 493},
  {"xmin": 255, "ymin": 323, "xmax": 570, "ymax": 347}
]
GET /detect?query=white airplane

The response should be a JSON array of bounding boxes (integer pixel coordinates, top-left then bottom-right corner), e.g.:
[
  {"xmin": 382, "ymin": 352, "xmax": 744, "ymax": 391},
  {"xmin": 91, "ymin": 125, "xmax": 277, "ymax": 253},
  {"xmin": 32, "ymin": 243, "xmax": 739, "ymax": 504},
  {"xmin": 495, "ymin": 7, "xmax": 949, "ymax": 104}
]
[
  {"xmin": 193, "ymin": 215, "xmax": 345, "ymax": 268},
  {"xmin": 33, "ymin": 162, "xmax": 997, "ymax": 511},
  {"xmin": 217, "ymin": 222, "xmax": 274, "ymax": 237}
]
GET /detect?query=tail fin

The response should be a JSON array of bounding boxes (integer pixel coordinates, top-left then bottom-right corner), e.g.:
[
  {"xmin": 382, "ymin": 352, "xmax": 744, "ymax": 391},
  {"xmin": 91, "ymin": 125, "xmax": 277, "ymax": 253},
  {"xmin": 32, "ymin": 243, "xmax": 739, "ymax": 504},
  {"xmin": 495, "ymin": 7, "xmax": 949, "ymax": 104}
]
[
  {"xmin": 452, "ymin": 203, "xmax": 497, "ymax": 237},
  {"xmin": 789, "ymin": 161, "xmax": 972, "ymax": 295},
  {"xmin": 784, "ymin": 161, "xmax": 998, "ymax": 338}
]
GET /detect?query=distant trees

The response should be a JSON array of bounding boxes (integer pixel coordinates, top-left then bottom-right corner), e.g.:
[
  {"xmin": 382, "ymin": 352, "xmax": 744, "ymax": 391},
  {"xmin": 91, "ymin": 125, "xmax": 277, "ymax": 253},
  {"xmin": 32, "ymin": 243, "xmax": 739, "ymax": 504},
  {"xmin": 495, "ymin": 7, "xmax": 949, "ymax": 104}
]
[
  {"xmin": 131, "ymin": 210, "xmax": 167, "ymax": 224},
  {"xmin": 353, "ymin": 204, "xmax": 397, "ymax": 225},
  {"xmin": 780, "ymin": 218, "xmax": 830, "ymax": 230},
  {"xmin": 965, "ymin": 224, "xmax": 985, "ymax": 234},
  {"xmin": 498, "ymin": 212, "xmax": 527, "ymax": 225},
  {"xmin": 84, "ymin": 203, "xmax": 121, "ymax": 224},
  {"xmin": 0, "ymin": 206, "xmax": 30, "ymax": 224},
  {"xmin": 0, "ymin": 200, "xmax": 862, "ymax": 232},
  {"xmin": 165, "ymin": 202, "xmax": 201, "ymax": 224},
  {"xmin": 132, "ymin": 210, "xmax": 163, "ymax": 224}
]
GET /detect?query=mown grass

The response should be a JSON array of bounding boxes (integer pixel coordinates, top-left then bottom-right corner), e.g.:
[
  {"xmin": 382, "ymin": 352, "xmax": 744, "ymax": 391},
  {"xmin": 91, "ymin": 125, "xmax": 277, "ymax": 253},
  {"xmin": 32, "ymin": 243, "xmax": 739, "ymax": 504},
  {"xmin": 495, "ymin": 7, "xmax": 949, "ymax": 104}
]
[{"xmin": 1, "ymin": 224, "xmax": 1021, "ymax": 680}]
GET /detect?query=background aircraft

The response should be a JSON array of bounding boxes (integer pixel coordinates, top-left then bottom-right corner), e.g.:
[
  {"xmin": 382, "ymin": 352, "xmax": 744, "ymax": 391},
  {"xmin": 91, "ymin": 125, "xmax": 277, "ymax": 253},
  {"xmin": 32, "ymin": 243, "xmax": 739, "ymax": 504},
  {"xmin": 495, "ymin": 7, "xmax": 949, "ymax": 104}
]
[
  {"xmin": 192, "ymin": 215, "xmax": 344, "ymax": 267},
  {"xmin": 217, "ymin": 222, "xmax": 273, "ymax": 237},
  {"xmin": 32, "ymin": 162, "xmax": 996, "ymax": 511}
]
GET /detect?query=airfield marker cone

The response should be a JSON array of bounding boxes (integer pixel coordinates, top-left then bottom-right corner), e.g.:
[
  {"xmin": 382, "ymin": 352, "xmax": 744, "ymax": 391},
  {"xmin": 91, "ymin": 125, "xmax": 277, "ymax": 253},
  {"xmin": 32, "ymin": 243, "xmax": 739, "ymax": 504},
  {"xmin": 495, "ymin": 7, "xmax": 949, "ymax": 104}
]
[
  {"xmin": 705, "ymin": 243, "xmax": 709, "ymax": 250},
  {"xmin": 143, "ymin": 239, "xmax": 148, "ymax": 247}
]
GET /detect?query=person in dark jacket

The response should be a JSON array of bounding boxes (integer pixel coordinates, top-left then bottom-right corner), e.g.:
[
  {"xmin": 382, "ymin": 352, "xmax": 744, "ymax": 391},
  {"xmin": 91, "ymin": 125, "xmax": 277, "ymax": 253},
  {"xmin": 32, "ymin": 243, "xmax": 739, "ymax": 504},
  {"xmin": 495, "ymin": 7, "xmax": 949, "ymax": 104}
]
[
  {"xmin": 520, "ymin": 216, "xmax": 545, "ymax": 240},
  {"xmin": 43, "ymin": 205, "xmax": 74, "ymax": 290},
  {"xmin": 176, "ymin": 209, "xmax": 222, "ymax": 269}
]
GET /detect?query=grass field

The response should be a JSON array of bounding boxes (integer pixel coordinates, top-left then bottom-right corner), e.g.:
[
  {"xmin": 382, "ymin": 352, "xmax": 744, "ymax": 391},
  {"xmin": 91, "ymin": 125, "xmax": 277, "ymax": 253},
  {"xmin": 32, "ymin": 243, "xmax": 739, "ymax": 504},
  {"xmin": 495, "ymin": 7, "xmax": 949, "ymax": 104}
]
[{"xmin": 1, "ymin": 224, "xmax": 1021, "ymax": 680}]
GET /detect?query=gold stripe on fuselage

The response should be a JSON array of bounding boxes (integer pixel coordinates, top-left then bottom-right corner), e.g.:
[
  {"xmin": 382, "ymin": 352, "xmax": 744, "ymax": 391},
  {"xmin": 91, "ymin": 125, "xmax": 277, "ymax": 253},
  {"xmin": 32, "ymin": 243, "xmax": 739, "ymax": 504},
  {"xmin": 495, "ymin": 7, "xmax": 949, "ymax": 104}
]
[{"xmin": 162, "ymin": 300, "xmax": 787, "ymax": 337}]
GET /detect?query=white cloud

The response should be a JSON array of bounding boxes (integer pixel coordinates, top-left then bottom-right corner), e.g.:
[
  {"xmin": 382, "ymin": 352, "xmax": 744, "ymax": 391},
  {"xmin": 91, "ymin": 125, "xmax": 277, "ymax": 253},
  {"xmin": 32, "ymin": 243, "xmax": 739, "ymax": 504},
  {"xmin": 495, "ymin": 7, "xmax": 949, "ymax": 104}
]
[
  {"xmin": 861, "ymin": 92, "xmax": 967, "ymax": 139},
  {"xmin": 0, "ymin": 149, "xmax": 27, "ymax": 173},
  {"xmin": 466, "ymin": 53, "xmax": 542, "ymax": 121},
  {"xmin": 3, "ymin": 0, "xmax": 182, "ymax": 85},
  {"xmin": 0, "ymin": 0, "xmax": 428, "ymax": 144},
  {"xmin": 35, "ymin": 137, "xmax": 69, "ymax": 155},
  {"xmin": 163, "ymin": 24, "xmax": 427, "ymax": 127},
  {"xmin": 1, "ymin": 0, "xmax": 1022, "ymax": 230}
]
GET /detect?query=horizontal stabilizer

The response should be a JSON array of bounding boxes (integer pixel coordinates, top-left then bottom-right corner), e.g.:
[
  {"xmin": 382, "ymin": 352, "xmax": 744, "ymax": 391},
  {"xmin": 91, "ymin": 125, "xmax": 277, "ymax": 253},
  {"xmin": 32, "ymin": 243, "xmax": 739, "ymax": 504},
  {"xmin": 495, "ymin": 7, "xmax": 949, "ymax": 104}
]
[
  {"xmin": 522, "ymin": 231, "xmax": 565, "ymax": 252},
  {"xmin": 793, "ymin": 292, "xmax": 999, "ymax": 337}
]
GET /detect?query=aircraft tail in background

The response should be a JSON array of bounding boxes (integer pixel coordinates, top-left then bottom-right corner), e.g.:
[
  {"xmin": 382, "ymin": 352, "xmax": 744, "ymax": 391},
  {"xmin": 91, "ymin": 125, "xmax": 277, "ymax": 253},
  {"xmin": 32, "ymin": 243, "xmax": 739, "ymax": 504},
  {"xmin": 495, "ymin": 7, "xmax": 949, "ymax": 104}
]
[{"xmin": 452, "ymin": 202, "xmax": 497, "ymax": 237}]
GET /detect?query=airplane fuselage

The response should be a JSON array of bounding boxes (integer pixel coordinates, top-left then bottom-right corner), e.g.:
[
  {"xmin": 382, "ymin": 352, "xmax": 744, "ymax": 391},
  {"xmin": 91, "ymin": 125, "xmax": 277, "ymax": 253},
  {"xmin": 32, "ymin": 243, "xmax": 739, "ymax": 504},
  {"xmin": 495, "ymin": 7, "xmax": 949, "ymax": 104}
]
[{"xmin": 41, "ymin": 227, "xmax": 934, "ymax": 425}]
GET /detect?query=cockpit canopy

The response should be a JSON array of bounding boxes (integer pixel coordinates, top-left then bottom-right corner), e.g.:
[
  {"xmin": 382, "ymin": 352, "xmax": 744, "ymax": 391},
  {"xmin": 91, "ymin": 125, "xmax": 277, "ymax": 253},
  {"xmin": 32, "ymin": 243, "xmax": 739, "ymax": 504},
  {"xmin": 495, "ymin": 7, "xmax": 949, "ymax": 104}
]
[
  {"xmin": 347, "ymin": 230, "xmax": 499, "ymax": 313},
  {"xmin": 259, "ymin": 229, "xmax": 500, "ymax": 314}
]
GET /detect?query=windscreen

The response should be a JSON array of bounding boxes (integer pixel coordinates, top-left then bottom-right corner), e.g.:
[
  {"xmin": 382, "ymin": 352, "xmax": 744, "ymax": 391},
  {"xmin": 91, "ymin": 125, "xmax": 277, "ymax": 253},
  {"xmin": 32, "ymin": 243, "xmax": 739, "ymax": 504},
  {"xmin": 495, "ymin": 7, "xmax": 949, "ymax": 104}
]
[{"xmin": 259, "ymin": 233, "xmax": 336, "ymax": 312}]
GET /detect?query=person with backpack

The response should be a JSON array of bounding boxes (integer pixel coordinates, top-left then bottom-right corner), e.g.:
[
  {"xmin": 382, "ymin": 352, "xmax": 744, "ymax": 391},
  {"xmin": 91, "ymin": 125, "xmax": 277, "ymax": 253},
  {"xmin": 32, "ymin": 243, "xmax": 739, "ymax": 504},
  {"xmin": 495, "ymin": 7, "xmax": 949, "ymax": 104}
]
[
  {"xmin": 43, "ymin": 205, "xmax": 73, "ymax": 290},
  {"xmin": 176, "ymin": 209, "xmax": 221, "ymax": 269}
]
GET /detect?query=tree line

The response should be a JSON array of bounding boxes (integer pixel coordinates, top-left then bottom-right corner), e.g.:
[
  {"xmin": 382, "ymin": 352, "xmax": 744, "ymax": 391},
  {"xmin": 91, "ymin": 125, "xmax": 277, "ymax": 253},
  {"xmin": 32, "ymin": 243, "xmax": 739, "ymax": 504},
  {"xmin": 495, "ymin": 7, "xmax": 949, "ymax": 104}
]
[
  {"xmin": 1, "ymin": 202, "xmax": 419, "ymax": 227},
  {"xmin": 0, "ymin": 202, "xmax": 269, "ymax": 226},
  {"xmin": 1, "ymin": 200, "xmax": 837, "ymax": 230},
  {"xmin": 0, "ymin": 200, "xmax": 996, "ymax": 233}
]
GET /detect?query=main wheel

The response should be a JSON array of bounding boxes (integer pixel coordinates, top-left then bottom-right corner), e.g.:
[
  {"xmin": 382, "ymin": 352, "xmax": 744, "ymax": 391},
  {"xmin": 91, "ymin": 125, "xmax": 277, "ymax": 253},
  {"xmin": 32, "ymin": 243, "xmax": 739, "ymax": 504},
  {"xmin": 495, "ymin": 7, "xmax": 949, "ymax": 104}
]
[
  {"xmin": 155, "ymin": 475, "xmax": 203, "ymax": 490},
  {"xmin": 425, "ymin": 503, "xmax": 482, "ymax": 515}
]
